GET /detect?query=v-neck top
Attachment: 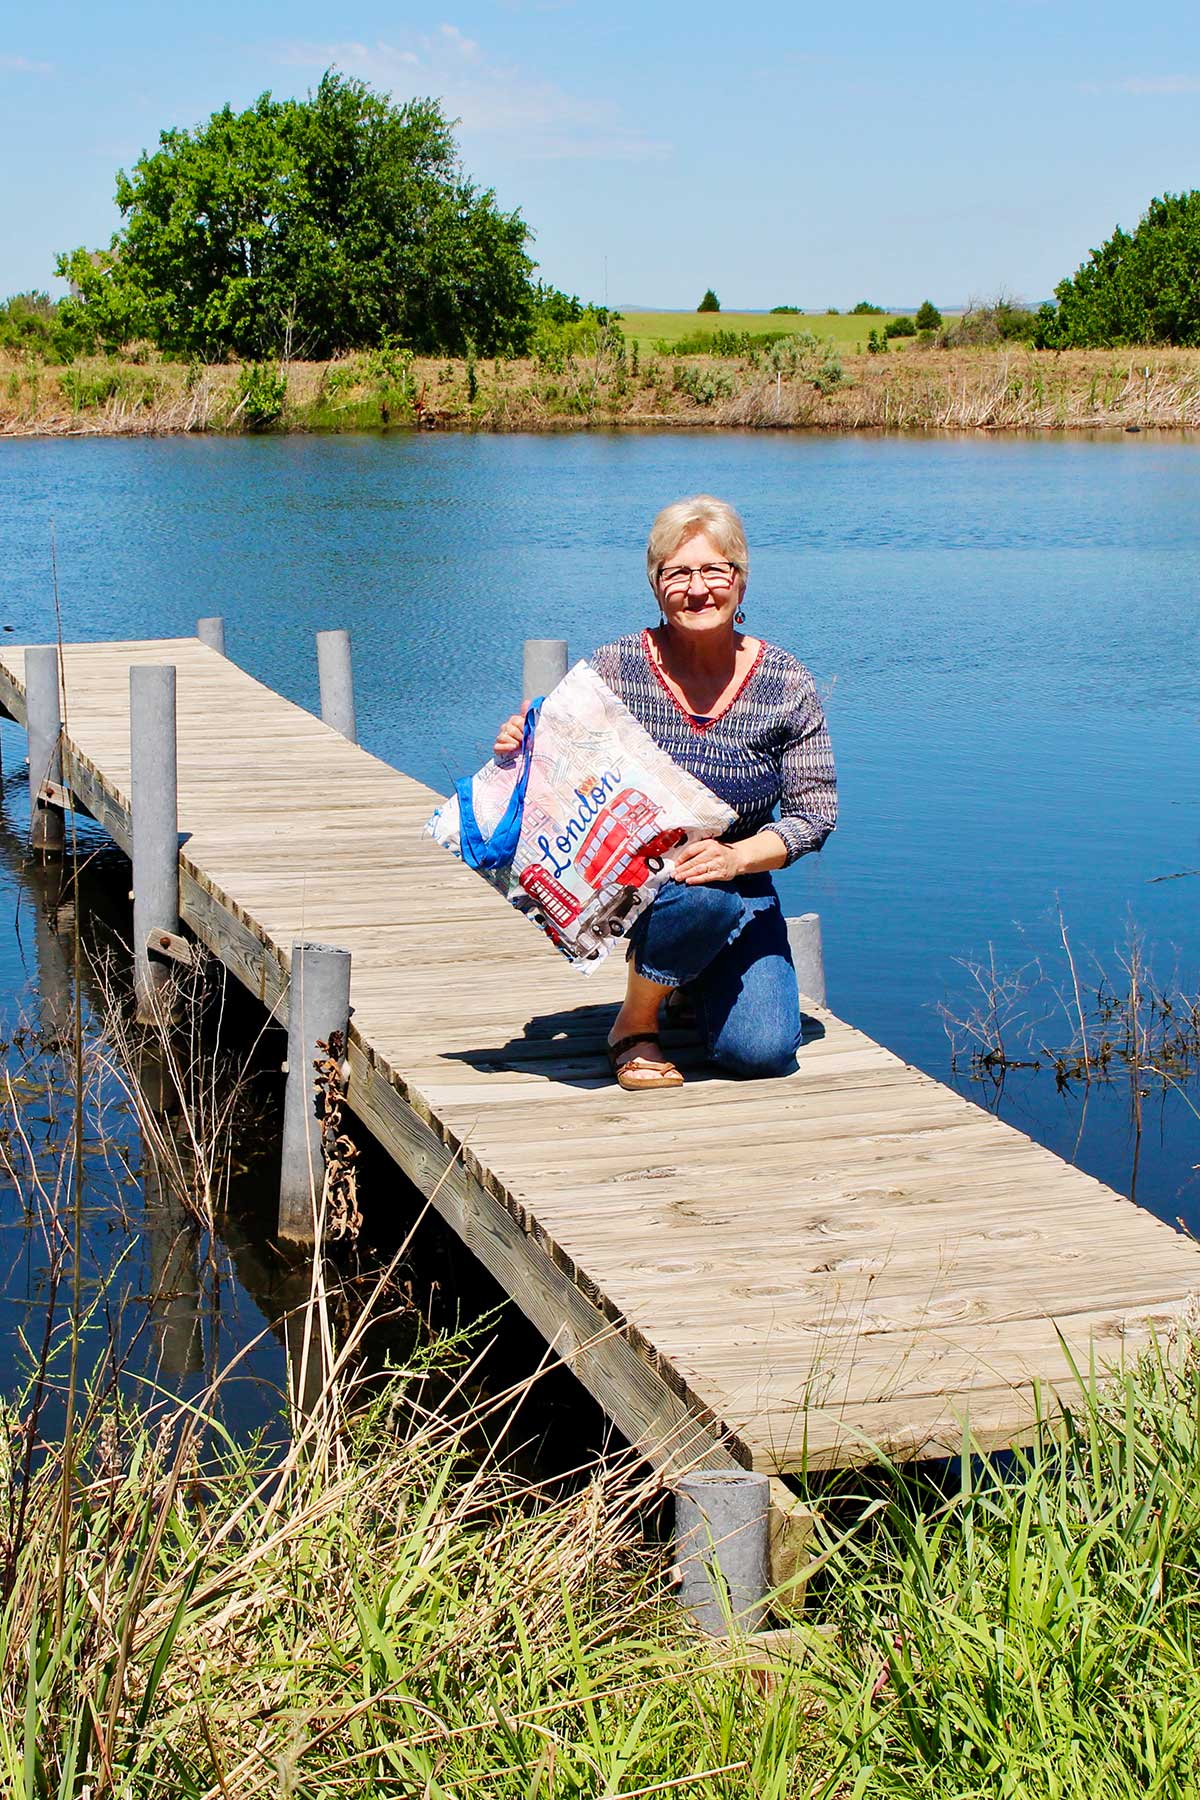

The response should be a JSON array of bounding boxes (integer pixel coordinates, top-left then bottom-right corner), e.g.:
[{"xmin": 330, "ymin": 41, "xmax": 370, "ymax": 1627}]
[{"xmin": 588, "ymin": 631, "xmax": 837, "ymax": 865}]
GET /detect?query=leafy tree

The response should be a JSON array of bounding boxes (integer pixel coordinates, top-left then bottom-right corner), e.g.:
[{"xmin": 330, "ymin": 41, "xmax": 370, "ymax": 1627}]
[
  {"xmin": 1039, "ymin": 191, "xmax": 1200, "ymax": 347},
  {"xmin": 883, "ymin": 315, "xmax": 916, "ymax": 338},
  {"xmin": 850, "ymin": 300, "xmax": 883, "ymax": 315},
  {"xmin": 530, "ymin": 283, "xmax": 586, "ymax": 326},
  {"xmin": 697, "ymin": 289, "xmax": 720, "ymax": 313},
  {"xmin": 769, "ymin": 304, "xmax": 802, "ymax": 314},
  {"xmin": 0, "ymin": 290, "xmax": 71, "ymax": 360},
  {"xmin": 915, "ymin": 299, "xmax": 942, "ymax": 331},
  {"xmin": 57, "ymin": 73, "xmax": 534, "ymax": 360}
]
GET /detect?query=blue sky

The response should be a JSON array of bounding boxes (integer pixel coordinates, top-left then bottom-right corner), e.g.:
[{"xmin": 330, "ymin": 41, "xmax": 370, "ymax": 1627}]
[{"xmin": 3, "ymin": 0, "xmax": 1199, "ymax": 310}]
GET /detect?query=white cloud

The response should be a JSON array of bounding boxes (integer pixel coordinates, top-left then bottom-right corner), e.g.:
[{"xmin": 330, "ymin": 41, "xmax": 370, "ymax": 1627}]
[
  {"xmin": 274, "ymin": 27, "xmax": 669, "ymax": 163},
  {"xmin": 0, "ymin": 53, "xmax": 52, "ymax": 74},
  {"xmin": 438, "ymin": 23, "xmax": 480, "ymax": 61}
]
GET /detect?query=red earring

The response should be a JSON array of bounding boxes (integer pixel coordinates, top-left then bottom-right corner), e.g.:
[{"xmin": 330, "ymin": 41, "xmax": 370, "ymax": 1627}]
[{"xmin": 735, "ymin": 606, "xmax": 746, "ymax": 624}]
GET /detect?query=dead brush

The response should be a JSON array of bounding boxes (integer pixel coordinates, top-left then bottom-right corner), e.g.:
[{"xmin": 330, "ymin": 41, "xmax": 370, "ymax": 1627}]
[
  {"xmin": 938, "ymin": 913, "xmax": 1200, "ymax": 1094},
  {"xmin": 90, "ymin": 945, "xmax": 274, "ymax": 1236}
]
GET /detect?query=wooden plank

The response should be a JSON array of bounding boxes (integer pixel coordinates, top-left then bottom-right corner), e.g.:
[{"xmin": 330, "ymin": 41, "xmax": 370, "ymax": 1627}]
[{"xmin": 5, "ymin": 636, "xmax": 1200, "ymax": 1497}]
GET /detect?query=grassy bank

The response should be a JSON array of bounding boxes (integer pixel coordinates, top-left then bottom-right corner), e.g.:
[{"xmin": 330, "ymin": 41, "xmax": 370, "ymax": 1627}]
[
  {"xmin": 5, "ymin": 340, "xmax": 1200, "ymax": 437},
  {"xmin": 618, "ymin": 310, "xmax": 923, "ymax": 356},
  {"xmin": 9, "ymin": 1253, "xmax": 1200, "ymax": 1796},
  {"xmin": 6, "ymin": 949, "xmax": 1200, "ymax": 1797}
]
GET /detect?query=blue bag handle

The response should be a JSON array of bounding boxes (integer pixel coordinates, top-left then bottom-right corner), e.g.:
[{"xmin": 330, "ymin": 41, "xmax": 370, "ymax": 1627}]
[{"xmin": 455, "ymin": 698, "xmax": 543, "ymax": 871}]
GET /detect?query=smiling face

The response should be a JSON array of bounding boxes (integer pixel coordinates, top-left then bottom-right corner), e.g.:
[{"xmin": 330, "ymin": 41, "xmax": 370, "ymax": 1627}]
[{"xmin": 655, "ymin": 529, "xmax": 745, "ymax": 641}]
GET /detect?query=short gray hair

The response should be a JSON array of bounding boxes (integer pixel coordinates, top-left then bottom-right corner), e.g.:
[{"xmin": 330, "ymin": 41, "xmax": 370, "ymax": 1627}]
[{"xmin": 645, "ymin": 494, "xmax": 750, "ymax": 589}]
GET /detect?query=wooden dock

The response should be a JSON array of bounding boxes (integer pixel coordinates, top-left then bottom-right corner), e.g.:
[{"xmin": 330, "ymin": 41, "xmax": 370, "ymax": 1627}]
[{"xmin": 4, "ymin": 635, "xmax": 1199, "ymax": 1505}]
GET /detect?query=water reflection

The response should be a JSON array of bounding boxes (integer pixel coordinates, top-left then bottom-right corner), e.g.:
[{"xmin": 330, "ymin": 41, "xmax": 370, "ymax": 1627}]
[
  {"xmin": 0, "ymin": 780, "xmax": 607, "ymax": 1463},
  {"xmin": 142, "ymin": 1149, "xmax": 203, "ymax": 1378}
]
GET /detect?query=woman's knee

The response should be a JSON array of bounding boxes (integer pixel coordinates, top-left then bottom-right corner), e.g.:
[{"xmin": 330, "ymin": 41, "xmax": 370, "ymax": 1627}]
[
  {"xmin": 633, "ymin": 880, "xmax": 744, "ymax": 981},
  {"xmin": 710, "ymin": 1019, "xmax": 800, "ymax": 1079}
]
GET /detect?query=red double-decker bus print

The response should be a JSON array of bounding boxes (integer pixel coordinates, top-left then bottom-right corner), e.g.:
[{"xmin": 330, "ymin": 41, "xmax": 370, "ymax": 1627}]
[
  {"xmin": 577, "ymin": 790, "xmax": 685, "ymax": 890},
  {"xmin": 518, "ymin": 864, "xmax": 581, "ymax": 931}
]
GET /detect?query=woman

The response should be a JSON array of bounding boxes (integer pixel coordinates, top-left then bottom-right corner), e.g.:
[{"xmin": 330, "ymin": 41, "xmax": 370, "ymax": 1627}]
[{"xmin": 495, "ymin": 494, "xmax": 837, "ymax": 1090}]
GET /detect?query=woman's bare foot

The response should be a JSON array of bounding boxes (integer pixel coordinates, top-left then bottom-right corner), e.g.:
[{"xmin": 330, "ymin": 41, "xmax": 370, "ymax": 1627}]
[{"xmin": 607, "ymin": 1030, "xmax": 684, "ymax": 1090}]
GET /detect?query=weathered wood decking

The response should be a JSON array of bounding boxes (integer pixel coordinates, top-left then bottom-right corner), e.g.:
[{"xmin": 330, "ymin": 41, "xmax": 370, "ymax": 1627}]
[{"xmin": 4, "ymin": 636, "xmax": 1199, "ymax": 1486}]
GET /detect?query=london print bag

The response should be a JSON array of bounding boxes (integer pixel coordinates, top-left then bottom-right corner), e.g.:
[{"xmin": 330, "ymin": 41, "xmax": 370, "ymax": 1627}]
[{"xmin": 425, "ymin": 662, "xmax": 735, "ymax": 971}]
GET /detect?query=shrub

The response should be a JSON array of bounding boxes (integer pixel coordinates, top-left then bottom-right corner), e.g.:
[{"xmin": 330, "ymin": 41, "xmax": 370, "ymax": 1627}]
[
  {"xmin": 883, "ymin": 315, "xmax": 917, "ymax": 338},
  {"xmin": 1040, "ymin": 189, "xmax": 1200, "ymax": 346},
  {"xmin": 60, "ymin": 367, "xmax": 123, "ymax": 409},
  {"xmin": 0, "ymin": 290, "xmax": 76, "ymax": 362},
  {"xmin": 529, "ymin": 282, "xmax": 586, "ymax": 325},
  {"xmin": 531, "ymin": 308, "xmax": 619, "ymax": 372},
  {"xmin": 58, "ymin": 364, "xmax": 162, "ymax": 410},
  {"xmin": 851, "ymin": 300, "xmax": 884, "ymax": 314},
  {"xmin": 671, "ymin": 328, "xmax": 789, "ymax": 357},
  {"xmin": 233, "ymin": 361, "xmax": 287, "ymax": 429},
  {"xmin": 770, "ymin": 304, "xmax": 803, "ymax": 314},
  {"xmin": 866, "ymin": 328, "xmax": 887, "ymax": 353},
  {"xmin": 765, "ymin": 332, "xmax": 844, "ymax": 392},
  {"xmin": 318, "ymin": 358, "xmax": 362, "ymax": 402},
  {"xmin": 365, "ymin": 336, "xmax": 414, "ymax": 420},
  {"xmin": 915, "ymin": 298, "xmax": 942, "ymax": 331},
  {"xmin": 697, "ymin": 288, "xmax": 720, "ymax": 313},
  {"xmin": 673, "ymin": 363, "xmax": 733, "ymax": 403},
  {"xmin": 943, "ymin": 297, "xmax": 1040, "ymax": 347}
]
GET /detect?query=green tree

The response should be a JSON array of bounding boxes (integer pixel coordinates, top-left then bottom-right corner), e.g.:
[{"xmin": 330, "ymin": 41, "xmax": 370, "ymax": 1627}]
[
  {"xmin": 0, "ymin": 290, "xmax": 72, "ymax": 360},
  {"xmin": 850, "ymin": 300, "xmax": 883, "ymax": 315},
  {"xmin": 697, "ymin": 289, "xmax": 720, "ymax": 313},
  {"xmin": 1039, "ymin": 191, "xmax": 1200, "ymax": 347},
  {"xmin": 915, "ymin": 299, "xmax": 942, "ymax": 331},
  {"xmin": 57, "ymin": 73, "xmax": 534, "ymax": 360}
]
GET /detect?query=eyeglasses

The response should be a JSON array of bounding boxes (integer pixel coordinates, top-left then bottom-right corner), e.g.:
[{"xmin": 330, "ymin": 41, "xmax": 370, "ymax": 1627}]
[{"xmin": 657, "ymin": 560, "xmax": 740, "ymax": 596}]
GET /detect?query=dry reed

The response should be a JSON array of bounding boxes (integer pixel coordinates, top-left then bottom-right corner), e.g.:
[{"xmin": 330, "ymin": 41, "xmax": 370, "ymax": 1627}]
[{"xmin": 7, "ymin": 345, "xmax": 1200, "ymax": 437}]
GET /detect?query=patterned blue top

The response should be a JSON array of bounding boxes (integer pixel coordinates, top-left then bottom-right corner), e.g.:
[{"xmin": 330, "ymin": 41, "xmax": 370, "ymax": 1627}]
[{"xmin": 589, "ymin": 631, "xmax": 837, "ymax": 866}]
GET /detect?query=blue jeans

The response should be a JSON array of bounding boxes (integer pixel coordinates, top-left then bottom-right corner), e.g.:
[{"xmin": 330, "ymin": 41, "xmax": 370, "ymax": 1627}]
[{"xmin": 627, "ymin": 876, "xmax": 802, "ymax": 1078}]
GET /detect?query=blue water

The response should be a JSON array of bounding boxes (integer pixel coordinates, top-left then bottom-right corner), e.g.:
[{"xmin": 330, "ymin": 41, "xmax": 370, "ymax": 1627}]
[{"xmin": 1, "ymin": 430, "xmax": 1198, "ymax": 1401}]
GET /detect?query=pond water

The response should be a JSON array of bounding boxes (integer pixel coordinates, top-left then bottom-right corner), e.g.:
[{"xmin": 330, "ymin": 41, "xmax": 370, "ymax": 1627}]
[{"xmin": 1, "ymin": 430, "xmax": 1198, "ymax": 1438}]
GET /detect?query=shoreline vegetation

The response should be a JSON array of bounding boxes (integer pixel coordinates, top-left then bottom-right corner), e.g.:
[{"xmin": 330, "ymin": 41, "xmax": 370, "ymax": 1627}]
[
  {"xmin": 6, "ymin": 340, "xmax": 1200, "ymax": 439},
  {"xmin": 7, "ymin": 950, "xmax": 1200, "ymax": 1795},
  {"xmin": 17, "ymin": 78, "xmax": 1200, "ymax": 446}
]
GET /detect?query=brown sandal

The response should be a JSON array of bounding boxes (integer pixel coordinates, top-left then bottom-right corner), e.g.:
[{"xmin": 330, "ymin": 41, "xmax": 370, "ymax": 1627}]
[{"xmin": 607, "ymin": 1032, "xmax": 685, "ymax": 1092}]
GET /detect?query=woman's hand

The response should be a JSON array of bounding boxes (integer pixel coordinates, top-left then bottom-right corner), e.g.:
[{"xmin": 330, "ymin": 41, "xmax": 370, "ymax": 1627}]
[
  {"xmin": 493, "ymin": 712, "xmax": 525, "ymax": 757},
  {"xmin": 673, "ymin": 838, "xmax": 744, "ymax": 885}
]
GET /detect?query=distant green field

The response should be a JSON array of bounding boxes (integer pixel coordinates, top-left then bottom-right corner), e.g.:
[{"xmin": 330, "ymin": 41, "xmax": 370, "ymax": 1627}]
[{"xmin": 620, "ymin": 310, "xmax": 921, "ymax": 354}]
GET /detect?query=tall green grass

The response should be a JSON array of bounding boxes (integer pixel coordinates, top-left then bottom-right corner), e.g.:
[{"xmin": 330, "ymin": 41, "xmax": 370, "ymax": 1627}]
[{"xmin": 809, "ymin": 1332, "xmax": 1200, "ymax": 1795}]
